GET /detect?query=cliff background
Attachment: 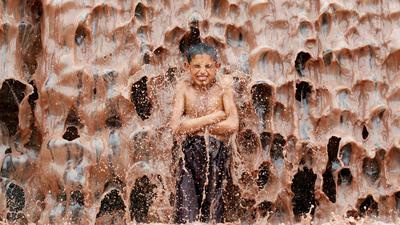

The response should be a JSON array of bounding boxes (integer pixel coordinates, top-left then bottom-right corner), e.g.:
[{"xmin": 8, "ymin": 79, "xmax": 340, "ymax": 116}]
[{"xmin": 1, "ymin": 0, "xmax": 400, "ymax": 224}]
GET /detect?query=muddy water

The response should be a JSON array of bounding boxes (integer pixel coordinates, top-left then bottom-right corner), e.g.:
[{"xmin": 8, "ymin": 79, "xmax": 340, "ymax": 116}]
[{"xmin": 1, "ymin": 0, "xmax": 400, "ymax": 224}]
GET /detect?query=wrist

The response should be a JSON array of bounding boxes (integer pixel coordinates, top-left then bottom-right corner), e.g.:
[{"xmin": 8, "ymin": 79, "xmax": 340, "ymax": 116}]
[
  {"xmin": 214, "ymin": 112, "xmax": 225, "ymax": 122},
  {"xmin": 208, "ymin": 114, "xmax": 220, "ymax": 123}
]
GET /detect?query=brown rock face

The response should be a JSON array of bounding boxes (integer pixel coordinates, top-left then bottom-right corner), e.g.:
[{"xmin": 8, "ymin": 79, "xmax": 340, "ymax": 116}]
[{"xmin": 1, "ymin": 0, "xmax": 400, "ymax": 224}]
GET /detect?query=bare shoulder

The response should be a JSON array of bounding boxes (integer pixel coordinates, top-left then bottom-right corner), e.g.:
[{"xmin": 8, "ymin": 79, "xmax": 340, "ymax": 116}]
[
  {"xmin": 175, "ymin": 79, "xmax": 191, "ymax": 94},
  {"xmin": 218, "ymin": 75, "xmax": 234, "ymax": 92}
]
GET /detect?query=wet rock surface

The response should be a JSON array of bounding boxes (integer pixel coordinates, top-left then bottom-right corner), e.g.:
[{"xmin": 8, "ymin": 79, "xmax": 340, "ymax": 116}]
[{"xmin": 1, "ymin": 0, "xmax": 400, "ymax": 224}]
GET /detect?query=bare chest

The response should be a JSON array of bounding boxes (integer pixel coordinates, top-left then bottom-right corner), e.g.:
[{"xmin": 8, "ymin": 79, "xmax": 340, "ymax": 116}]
[{"xmin": 184, "ymin": 87, "xmax": 224, "ymax": 117}]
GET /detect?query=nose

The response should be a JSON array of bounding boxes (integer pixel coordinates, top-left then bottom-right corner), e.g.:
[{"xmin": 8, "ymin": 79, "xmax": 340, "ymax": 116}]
[{"xmin": 198, "ymin": 66, "xmax": 207, "ymax": 75}]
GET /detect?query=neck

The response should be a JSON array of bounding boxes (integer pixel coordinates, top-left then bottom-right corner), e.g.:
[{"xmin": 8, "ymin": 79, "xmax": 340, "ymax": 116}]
[{"xmin": 193, "ymin": 79, "xmax": 216, "ymax": 91}]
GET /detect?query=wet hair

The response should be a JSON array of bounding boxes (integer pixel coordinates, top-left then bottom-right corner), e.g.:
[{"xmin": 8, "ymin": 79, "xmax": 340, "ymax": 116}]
[{"xmin": 185, "ymin": 43, "xmax": 218, "ymax": 63}]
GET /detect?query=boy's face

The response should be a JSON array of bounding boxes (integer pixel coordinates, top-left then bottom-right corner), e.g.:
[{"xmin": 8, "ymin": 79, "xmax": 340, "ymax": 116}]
[{"xmin": 185, "ymin": 54, "xmax": 220, "ymax": 88}]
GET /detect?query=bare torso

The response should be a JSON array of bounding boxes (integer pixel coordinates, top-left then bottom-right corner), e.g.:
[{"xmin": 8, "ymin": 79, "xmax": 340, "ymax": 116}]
[
  {"xmin": 170, "ymin": 75, "xmax": 238, "ymax": 142},
  {"xmin": 182, "ymin": 80, "xmax": 225, "ymax": 139}
]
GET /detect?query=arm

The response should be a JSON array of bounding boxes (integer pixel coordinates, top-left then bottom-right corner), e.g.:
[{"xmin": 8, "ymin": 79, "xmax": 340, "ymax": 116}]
[
  {"xmin": 178, "ymin": 111, "xmax": 226, "ymax": 134},
  {"xmin": 208, "ymin": 79, "xmax": 239, "ymax": 135},
  {"xmin": 169, "ymin": 82, "xmax": 185, "ymax": 134},
  {"xmin": 169, "ymin": 82, "xmax": 226, "ymax": 135}
]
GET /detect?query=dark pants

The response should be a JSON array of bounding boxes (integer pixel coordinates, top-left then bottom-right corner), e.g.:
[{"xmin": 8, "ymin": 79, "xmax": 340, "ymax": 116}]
[{"xmin": 175, "ymin": 135, "xmax": 229, "ymax": 223}]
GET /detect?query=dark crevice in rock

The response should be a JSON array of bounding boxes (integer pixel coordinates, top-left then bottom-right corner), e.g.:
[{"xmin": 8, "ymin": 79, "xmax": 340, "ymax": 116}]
[
  {"xmin": 257, "ymin": 162, "xmax": 270, "ymax": 189},
  {"xmin": 358, "ymin": 195, "xmax": 378, "ymax": 217},
  {"xmin": 237, "ymin": 129, "xmax": 259, "ymax": 154},
  {"xmin": 251, "ymin": 83, "xmax": 272, "ymax": 125},
  {"xmin": 346, "ymin": 209, "xmax": 360, "ymax": 219},
  {"xmin": 257, "ymin": 201, "xmax": 273, "ymax": 217},
  {"xmin": 362, "ymin": 157, "xmax": 380, "ymax": 182},
  {"xmin": 239, "ymin": 172, "xmax": 252, "ymax": 187},
  {"xmin": 322, "ymin": 13, "xmax": 329, "ymax": 26},
  {"xmin": 0, "ymin": 79, "xmax": 26, "ymax": 136},
  {"xmin": 271, "ymin": 133, "xmax": 285, "ymax": 160},
  {"xmin": 5, "ymin": 148, "xmax": 12, "ymax": 154},
  {"xmin": 327, "ymin": 136, "xmax": 341, "ymax": 169},
  {"xmin": 131, "ymin": 76, "xmax": 152, "ymax": 120},
  {"xmin": 29, "ymin": 0, "xmax": 43, "ymax": 22},
  {"xmin": 6, "ymin": 212, "xmax": 27, "ymax": 223},
  {"xmin": 3, "ymin": 23, "xmax": 10, "ymax": 43},
  {"xmin": 322, "ymin": 171, "xmax": 336, "ymax": 203},
  {"xmin": 327, "ymin": 136, "xmax": 341, "ymax": 160},
  {"xmin": 62, "ymin": 126, "xmax": 79, "ymax": 141},
  {"xmin": 323, "ymin": 50, "xmax": 333, "ymax": 65},
  {"xmin": 274, "ymin": 102, "xmax": 285, "ymax": 119},
  {"xmin": 226, "ymin": 25, "xmax": 244, "ymax": 47},
  {"xmin": 71, "ymin": 190, "xmax": 84, "ymax": 206},
  {"xmin": 135, "ymin": 3, "xmax": 147, "ymax": 21},
  {"xmin": 291, "ymin": 167, "xmax": 317, "ymax": 216},
  {"xmin": 154, "ymin": 46, "xmax": 167, "ymax": 57},
  {"xmin": 238, "ymin": 199, "xmax": 257, "ymax": 223},
  {"xmin": 1, "ymin": 80, "xmax": 26, "ymax": 103},
  {"xmin": 105, "ymin": 109, "xmax": 122, "ymax": 129},
  {"xmin": 179, "ymin": 21, "xmax": 201, "ymax": 56},
  {"xmin": 65, "ymin": 107, "xmax": 82, "ymax": 127},
  {"xmin": 6, "ymin": 183, "xmax": 25, "ymax": 212},
  {"xmin": 166, "ymin": 67, "xmax": 177, "ymax": 83},
  {"xmin": 362, "ymin": 124, "xmax": 369, "ymax": 140},
  {"xmin": 153, "ymin": 47, "xmax": 168, "ymax": 63},
  {"xmin": 58, "ymin": 192, "xmax": 67, "ymax": 202},
  {"xmin": 75, "ymin": 24, "xmax": 89, "ymax": 46},
  {"xmin": 295, "ymin": 81, "xmax": 312, "ymax": 102},
  {"xmin": 28, "ymin": 81, "xmax": 39, "ymax": 110},
  {"xmin": 143, "ymin": 52, "xmax": 151, "ymax": 64},
  {"xmin": 376, "ymin": 149, "xmax": 386, "ymax": 162},
  {"xmin": 223, "ymin": 182, "xmax": 241, "ymax": 222},
  {"xmin": 96, "ymin": 189, "xmax": 126, "ymax": 218},
  {"xmin": 295, "ymin": 52, "xmax": 311, "ymax": 77},
  {"xmin": 260, "ymin": 132, "xmax": 272, "ymax": 153},
  {"xmin": 395, "ymin": 192, "xmax": 400, "ymax": 210},
  {"xmin": 1, "ymin": 150, "xmax": 15, "ymax": 178},
  {"xmin": 63, "ymin": 107, "xmax": 82, "ymax": 141},
  {"xmin": 25, "ymin": 81, "xmax": 42, "ymax": 150},
  {"xmin": 321, "ymin": 13, "xmax": 330, "ymax": 34},
  {"xmin": 338, "ymin": 168, "xmax": 352, "ymax": 185},
  {"xmin": 130, "ymin": 175, "xmax": 157, "ymax": 223},
  {"xmin": 70, "ymin": 190, "xmax": 85, "ymax": 222},
  {"xmin": 322, "ymin": 136, "xmax": 340, "ymax": 203}
]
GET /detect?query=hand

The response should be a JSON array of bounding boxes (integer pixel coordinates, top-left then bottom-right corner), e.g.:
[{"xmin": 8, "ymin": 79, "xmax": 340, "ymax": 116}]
[{"xmin": 210, "ymin": 110, "xmax": 226, "ymax": 123}]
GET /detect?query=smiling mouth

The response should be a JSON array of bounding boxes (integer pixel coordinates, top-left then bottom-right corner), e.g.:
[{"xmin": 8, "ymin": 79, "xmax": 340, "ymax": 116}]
[{"xmin": 197, "ymin": 75, "xmax": 208, "ymax": 81}]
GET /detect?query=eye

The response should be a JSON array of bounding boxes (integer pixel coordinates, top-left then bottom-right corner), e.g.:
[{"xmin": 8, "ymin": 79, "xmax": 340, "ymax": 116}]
[
  {"xmin": 205, "ymin": 64, "xmax": 212, "ymax": 69},
  {"xmin": 194, "ymin": 64, "xmax": 201, "ymax": 69}
]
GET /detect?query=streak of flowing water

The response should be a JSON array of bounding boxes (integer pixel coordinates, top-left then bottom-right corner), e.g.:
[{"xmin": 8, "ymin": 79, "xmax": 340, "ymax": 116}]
[{"xmin": 1, "ymin": 0, "xmax": 400, "ymax": 224}]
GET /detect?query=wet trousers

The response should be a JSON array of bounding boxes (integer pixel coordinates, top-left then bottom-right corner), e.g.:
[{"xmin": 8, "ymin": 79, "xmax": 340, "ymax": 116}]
[{"xmin": 175, "ymin": 135, "xmax": 229, "ymax": 223}]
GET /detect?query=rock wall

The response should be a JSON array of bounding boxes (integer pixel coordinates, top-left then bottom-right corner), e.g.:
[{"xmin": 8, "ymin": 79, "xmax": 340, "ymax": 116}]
[{"xmin": 1, "ymin": 0, "xmax": 400, "ymax": 224}]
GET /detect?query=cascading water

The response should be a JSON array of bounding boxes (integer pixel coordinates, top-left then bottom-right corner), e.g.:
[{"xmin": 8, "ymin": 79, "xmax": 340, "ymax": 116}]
[{"xmin": 1, "ymin": 0, "xmax": 400, "ymax": 224}]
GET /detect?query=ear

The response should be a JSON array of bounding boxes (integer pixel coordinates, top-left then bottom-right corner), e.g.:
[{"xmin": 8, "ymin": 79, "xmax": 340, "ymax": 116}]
[
  {"xmin": 215, "ymin": 62, "xmax": 221, "ymax": 68},
  {"xmin": 184, "ymin": 61, "xmax": 190, "ymax": 69}
]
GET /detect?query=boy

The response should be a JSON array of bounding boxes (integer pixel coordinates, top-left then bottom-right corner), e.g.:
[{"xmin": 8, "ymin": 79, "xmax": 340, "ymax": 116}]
[{"xmin": 169, "ymin": 43, "xmax": 239, "ymax": 223}]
